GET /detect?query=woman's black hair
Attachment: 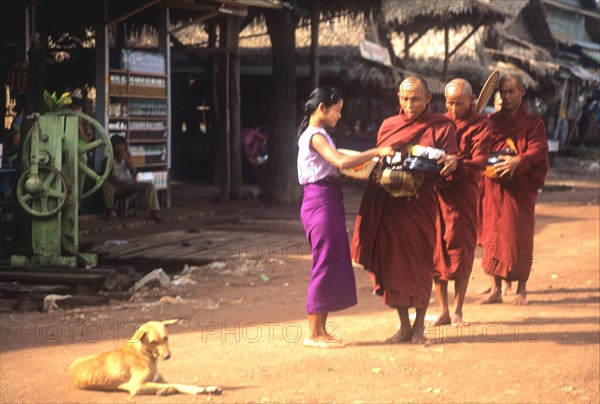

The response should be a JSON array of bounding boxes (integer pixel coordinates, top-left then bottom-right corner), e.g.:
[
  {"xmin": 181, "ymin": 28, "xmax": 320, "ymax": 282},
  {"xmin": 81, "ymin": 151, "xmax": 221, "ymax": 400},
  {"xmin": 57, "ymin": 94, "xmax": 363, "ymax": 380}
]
[{"xmin": 297, "ymin": 85, "xmax": 342, "ymax": 138}]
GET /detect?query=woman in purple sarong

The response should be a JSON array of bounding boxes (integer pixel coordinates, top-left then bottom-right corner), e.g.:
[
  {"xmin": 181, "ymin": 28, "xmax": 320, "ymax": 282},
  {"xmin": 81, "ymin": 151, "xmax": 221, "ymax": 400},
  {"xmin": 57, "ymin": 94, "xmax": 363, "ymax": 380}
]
[{"xmin": 297, "ymin": 86, "xmax": 393, "ymax": 347}]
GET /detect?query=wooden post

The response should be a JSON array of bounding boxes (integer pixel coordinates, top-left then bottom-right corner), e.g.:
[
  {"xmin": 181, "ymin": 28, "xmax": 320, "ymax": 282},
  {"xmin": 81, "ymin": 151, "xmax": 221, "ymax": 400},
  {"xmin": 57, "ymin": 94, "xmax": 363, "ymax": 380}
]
[
  {"xmin": 443, "ymin": 26, "xmax": 449, "ymax": 81},
  {"xmin": 404, "ymin": 29, "xmax": 409, "ymax": 60},
  {"xmin": 218, "ymin": 18, "xmax": 231, "ymax": 202},
  {"xmin": 158, "ymin": 5, "xmax": 172, "ymax": 208},
  {"xmin": 94, "ymin": 0, "xmax": 108, "ymax": 172},
  {"xmin": 309, "ymin": 1, "xmax": 319, "ymax": 90},
  {"xmin": 208, "ymin": 21, "xmax": 220, "ymax": 183},
  {"xmin": 230, "ymin": 15, "xmax": 243, "ymax": 198}
]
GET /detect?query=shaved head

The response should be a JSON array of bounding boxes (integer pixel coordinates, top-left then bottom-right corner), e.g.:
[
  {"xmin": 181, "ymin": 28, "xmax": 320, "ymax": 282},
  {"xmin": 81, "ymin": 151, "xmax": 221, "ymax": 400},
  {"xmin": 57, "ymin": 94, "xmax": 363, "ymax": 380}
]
[
  {"xmin": 399, "ymin": 75, "xmax": 429, "ymax": 96},
  {"xmin": 444, "ymin": 78, "xmax": 472, "ymax": 100},
  {"xmin": 444, "ymin": 78, "xmax": 474, "ymax": 120},
  {"xmin": 398, "ymin": 76, "xmax": 431, "ymax": 120}
]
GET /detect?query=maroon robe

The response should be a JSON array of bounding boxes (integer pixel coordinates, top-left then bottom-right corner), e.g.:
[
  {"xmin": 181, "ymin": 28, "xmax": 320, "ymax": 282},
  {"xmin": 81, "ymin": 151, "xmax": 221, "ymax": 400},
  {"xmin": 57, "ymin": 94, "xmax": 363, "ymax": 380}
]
[
  {"xmin": 480, "ymin": 104, "xmax": 548, "ymax": 281},
  {"xmin": 350, "ymin": 109, "xmax": 458, "ymax": 308},
  {"xmin": 434, "ymin": 107, "xmax": 492, "ymax": 281}
]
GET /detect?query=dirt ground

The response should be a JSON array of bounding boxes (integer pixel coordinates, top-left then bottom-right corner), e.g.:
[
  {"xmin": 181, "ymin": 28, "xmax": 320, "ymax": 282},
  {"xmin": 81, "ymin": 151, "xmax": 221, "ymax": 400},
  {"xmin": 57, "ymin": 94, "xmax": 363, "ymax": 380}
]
[{"xmin": 1, "ymin": 157, "xmax": 599, "ymax": 403}]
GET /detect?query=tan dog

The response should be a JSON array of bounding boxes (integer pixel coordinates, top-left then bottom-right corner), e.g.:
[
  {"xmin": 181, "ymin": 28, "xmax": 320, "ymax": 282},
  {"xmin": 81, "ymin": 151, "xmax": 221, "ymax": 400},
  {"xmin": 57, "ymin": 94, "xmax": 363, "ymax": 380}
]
[{"xmin": 68, "ymin": 319, "xmax": 222, "ymax": 397}]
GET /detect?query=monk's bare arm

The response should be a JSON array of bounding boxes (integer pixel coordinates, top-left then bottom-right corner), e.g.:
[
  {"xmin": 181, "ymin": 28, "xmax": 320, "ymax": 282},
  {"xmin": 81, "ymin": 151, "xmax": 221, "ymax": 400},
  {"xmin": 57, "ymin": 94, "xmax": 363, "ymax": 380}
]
[{"xmin": 310, "ymin": 133, "xmax": 393, "ymax": 170}]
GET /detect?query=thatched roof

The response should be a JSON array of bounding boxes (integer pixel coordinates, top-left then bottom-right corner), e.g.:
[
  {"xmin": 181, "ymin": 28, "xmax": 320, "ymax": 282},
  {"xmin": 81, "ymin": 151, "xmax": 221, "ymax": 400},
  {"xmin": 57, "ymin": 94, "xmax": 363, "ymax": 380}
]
[
  {"xmin": 383, "ymin": 0, "xmax": 509, "ymax": 32},
  {"xmin": 234, "ymin": 14, "xmax": 400, "ymax": 91}
]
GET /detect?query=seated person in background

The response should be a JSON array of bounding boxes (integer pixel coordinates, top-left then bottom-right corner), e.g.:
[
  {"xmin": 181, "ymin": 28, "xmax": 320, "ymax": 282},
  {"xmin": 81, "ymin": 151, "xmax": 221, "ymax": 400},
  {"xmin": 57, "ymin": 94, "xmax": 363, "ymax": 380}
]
[
  {"xmin": 242, "ymin": 127, "xmax": 268, "ymax": 165},
  {"xmin": 102, "ymin": 135, "xmax": 161, "ymax": 222}
]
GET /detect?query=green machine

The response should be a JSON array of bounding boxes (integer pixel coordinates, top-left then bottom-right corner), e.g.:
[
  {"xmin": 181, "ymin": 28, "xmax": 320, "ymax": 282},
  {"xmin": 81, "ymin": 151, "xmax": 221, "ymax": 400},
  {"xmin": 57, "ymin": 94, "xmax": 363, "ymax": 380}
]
[{"xmin": 11, "ymin": 110, "xmax": 112, "ymax": 267}]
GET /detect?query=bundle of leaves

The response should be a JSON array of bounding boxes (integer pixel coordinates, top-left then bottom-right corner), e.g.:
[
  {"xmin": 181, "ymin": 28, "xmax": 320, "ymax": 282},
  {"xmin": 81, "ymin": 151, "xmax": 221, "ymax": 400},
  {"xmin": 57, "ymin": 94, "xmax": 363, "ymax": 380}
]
[{"xmin": 42, "ymin": 90, "xmax": 72, "ymax": 113}]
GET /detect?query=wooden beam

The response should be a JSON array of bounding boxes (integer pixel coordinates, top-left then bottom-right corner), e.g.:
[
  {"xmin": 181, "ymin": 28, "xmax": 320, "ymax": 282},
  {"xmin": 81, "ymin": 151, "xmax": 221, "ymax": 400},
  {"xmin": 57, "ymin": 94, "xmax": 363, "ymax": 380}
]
[
  {"xmin": 404, "ymin": 26, "xmax": 429, "ymax": 59},
  {"xmin": 447, "ymin": 23, "xmax": 482, "ymax": 59},
  {"xmin": 211, "ymin": 0, "xmax": 284, "ymax": 9},
  {"xmin": 407, "ymin": 27, "xmax": 429, "ymax": 49},
  {"xmin": 105, "ymin": 0, "xmax": 161, "ymax": 27},
  {"xmin": 159, "ymin": 0, "xmax": 218, "ymax": 13},
  {"xmin": 168, "ymin": 11, "xmax": 219, "ymax": 34},
  {"xmin": 176, "ymin": 46, "xmax": 236, "ymax": 54}
]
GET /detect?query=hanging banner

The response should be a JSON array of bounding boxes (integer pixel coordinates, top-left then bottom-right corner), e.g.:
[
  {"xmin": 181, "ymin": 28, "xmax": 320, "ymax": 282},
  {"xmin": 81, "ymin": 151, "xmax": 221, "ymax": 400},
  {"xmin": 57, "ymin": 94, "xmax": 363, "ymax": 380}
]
[{"xmin": 359, "ymin": 40, "xmax": 392, "ymax": 67}]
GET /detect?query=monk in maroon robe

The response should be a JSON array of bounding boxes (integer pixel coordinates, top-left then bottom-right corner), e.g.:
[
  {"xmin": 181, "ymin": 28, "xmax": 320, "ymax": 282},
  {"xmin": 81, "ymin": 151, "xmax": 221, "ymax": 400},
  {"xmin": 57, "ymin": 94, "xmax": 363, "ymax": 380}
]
[
  {"xmin": 434, "ymin": 78, "xmax": 491, "ymax": 326},
  {"xmin": 350, "ymin": 76, "xmax": 458, "ymax": 343},
  {"xmin": 479, "ymin": 74, "xmax": 548, "ymax": 305}
]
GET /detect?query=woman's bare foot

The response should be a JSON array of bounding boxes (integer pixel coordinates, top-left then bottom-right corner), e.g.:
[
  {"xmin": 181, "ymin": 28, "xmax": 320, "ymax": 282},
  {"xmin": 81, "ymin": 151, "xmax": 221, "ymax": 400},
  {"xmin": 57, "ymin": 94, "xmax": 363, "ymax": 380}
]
[
  {"xmin": 433, "ymin": 312, "xmax": 452, "ymax": 326},
  {"xmin": 321, "ymin": 332, "xmax": 342, "ymax": 343},
  {"xmin": 452, "ymin": 313, "xmax": 468, "ymax": 327},
  {"xmin": 106, "ymin": 209, "xmax": 117, "ymax": 220},
  {"xmin": 385, "ymin": 326, "xmax": 411, "ymax": 344}
]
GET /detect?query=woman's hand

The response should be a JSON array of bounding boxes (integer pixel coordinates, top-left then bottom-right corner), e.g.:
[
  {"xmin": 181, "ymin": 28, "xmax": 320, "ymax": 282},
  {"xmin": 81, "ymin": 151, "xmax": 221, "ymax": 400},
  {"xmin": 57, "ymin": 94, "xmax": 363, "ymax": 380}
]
[{"xmin": 377, "ymin": 146, "xmax": 395, "ymax": 158}]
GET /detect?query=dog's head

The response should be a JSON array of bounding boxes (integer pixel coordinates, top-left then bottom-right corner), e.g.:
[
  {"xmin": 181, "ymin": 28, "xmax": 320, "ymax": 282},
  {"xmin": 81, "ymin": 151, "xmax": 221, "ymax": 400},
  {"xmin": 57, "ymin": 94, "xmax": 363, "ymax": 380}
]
[{"xmin": 131, "ymin": 319, "xmax": 178, "ymax": 360}]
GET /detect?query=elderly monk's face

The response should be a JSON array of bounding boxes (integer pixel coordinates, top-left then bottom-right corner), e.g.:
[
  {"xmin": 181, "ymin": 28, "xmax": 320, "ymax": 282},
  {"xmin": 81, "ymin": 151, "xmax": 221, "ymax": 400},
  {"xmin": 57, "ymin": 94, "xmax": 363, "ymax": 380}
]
[
  {"xmin": 398, "ymin": 80, "xmax": 431, "ymax": 120},
  {"xmin": 445, "ymin": 82, "xmax": 472, "ymax": 120},
  {"xmin": 499, "ymin": 78, "xmax": 525, "ymax": 112}
]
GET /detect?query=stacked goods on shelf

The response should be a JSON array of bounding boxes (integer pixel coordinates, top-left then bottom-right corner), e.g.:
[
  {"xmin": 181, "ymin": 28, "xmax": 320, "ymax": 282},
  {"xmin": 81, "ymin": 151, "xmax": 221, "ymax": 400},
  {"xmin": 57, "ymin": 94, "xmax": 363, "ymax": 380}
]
[
  {"xmin": 119, "ymin": 49, "xmax": 165, "ymax": 74},
  {"xmin": 128, "ymin": 121, "xmax": 166, "ymax": 140},
  {"xmin": 107, "ymin": 50, "xmax": 169, "ymax": 192},
  {"xmin": 128, "ymin": 145, "xmax": 166, "ymax": 165}
]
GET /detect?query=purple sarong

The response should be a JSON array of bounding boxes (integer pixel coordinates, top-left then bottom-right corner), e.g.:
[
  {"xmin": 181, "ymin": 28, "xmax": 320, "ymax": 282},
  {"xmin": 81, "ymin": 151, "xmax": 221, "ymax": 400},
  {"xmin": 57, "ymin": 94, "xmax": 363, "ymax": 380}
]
[{"xmin": 300, "ymin": 181, "xmax": 358, "ymax": 313}]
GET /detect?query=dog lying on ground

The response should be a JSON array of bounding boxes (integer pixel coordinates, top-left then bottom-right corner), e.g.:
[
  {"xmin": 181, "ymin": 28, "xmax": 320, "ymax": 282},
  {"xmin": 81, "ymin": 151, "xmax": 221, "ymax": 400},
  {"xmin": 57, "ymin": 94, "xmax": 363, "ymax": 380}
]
[{"xmin": 68, "ymin": 319, "xmax": 222, "ymax": 397}]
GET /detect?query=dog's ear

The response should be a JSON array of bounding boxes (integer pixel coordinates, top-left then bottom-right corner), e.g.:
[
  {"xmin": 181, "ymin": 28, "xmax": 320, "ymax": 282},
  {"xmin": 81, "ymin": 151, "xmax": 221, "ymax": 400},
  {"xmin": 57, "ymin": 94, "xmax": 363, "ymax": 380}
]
[
  {"xmin": 131, "ymin": 325, "xmax": 148, "ymax": 343},
  {"xmin": 162, "ymin": 319, "xmax": 178, "ymax": 327}
]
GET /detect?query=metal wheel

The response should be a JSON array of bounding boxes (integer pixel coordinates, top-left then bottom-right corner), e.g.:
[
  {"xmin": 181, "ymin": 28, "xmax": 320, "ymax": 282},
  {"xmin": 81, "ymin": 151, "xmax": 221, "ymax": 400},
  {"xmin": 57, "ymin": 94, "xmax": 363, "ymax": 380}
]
[
  {"xmin": 21, "ymin": 110, "xmax": 113, "ymax": 200},
  {"xmin": 16, "ymin": 164, "xmax": 70, "ymax": 218}
]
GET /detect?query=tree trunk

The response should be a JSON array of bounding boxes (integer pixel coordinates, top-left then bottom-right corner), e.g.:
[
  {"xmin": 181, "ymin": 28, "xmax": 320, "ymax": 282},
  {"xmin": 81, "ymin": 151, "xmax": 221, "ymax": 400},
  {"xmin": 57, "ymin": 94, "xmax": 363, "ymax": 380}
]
[
  {"xmin": 217, "ymin": 18, "xmax": 231, "ymax": 202},
  {"xmin": 229, "ymin": 16, "xmax": 243, "ymax": 198},
  {"xmin": 264, "ymin": 9, "xmax": 300, "ymax": 205},
  {"xmin": 309, "ymin": 1, "xmax": 319, "ymax": 91},
  {"xmin": 208, "ymin": 21, "xmax": 220, "ymax": 183}
]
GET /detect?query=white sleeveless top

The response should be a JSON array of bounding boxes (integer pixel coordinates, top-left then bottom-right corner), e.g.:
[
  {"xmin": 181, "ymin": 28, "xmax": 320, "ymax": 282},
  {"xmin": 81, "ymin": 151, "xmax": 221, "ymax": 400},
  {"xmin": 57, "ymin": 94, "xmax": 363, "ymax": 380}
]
[
  {"xmin": 111, "ymin": 158, "xmax": 133, "ymax": 182},
  {"xmin": 297, "ymin": 126, "xmax": 340, "ymax": 185}
]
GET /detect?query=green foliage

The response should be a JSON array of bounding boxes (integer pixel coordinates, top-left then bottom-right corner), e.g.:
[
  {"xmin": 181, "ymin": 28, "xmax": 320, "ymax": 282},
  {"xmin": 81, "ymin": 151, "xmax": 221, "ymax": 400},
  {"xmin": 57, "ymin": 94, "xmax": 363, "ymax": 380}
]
[{"xmin": 42, "ymin": 90, "xmax": 72, "ymax": 113}]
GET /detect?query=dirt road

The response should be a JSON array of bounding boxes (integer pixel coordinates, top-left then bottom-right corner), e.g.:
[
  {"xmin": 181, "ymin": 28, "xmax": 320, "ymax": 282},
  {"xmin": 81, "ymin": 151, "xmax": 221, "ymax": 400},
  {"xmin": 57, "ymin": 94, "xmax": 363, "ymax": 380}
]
[{"xmin": 1, "ymin": 159, "xmax": 599, "ymax": 403}]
